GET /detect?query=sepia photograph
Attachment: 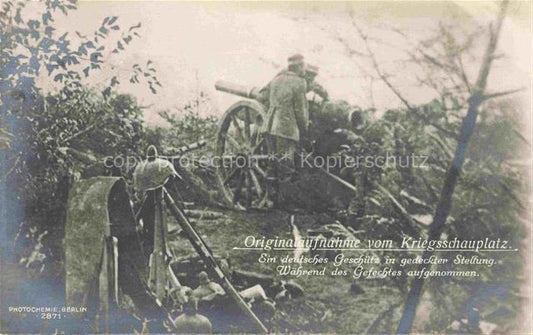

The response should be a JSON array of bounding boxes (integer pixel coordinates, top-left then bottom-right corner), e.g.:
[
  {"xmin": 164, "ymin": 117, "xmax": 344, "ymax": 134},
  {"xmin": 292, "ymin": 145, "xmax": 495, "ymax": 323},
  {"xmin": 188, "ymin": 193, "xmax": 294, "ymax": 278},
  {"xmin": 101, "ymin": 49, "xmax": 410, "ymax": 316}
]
[{"xmin": 1, "ymin": 0, "xmax": 532, "ymax": 334}]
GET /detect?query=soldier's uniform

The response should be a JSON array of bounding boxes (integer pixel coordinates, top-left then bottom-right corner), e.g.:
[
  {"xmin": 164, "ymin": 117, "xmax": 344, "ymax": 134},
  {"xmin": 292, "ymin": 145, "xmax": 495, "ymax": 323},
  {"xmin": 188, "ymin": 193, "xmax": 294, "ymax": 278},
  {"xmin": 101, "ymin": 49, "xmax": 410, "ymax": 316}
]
[
  {"xmin": 259, "ymin": 55, "xmax": 308, "ymax": 206},
  {"xmin": 305, "ymin": 65, "xmax": 328, "ymax": 102},
  {"xmin": 261, "ymin": 69, "xmax": 308, "ymax": 166}
]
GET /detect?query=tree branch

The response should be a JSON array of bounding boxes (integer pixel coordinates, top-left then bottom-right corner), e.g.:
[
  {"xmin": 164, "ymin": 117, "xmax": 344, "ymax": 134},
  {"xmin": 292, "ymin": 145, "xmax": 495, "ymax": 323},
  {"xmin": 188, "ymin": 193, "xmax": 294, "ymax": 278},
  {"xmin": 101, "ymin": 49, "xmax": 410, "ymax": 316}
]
[
  {"xmin": 397, "ymin": 1, "xmax": 510, "ymax": 333},
  {"xmin": 349, "ymin": 11, "xmax": 413, "ymax": 110},
  {"xmin": 481, "ymin": 87, "xmax": 524, "ymax": 101},
  {"xmin": 456, "ymin": 54, "xmax": 472, "ymax": 93},
  {"xmin": 0, "ymin": 155, "xmax": 21, "ymax": 182},
  {"xmin": 375, "ymin": 183, "xmax": 425, "ymax": 233},
  {"xmin": 60, "ymin": 123, "xmax": 97, "ymax": 144},
  {"xmin": 512, "ymin": 129, "xmax": 531, "ymax": 147},
  {"xmin": 365, "ymin": 302, "xmax": 402, "ymax": 334}
]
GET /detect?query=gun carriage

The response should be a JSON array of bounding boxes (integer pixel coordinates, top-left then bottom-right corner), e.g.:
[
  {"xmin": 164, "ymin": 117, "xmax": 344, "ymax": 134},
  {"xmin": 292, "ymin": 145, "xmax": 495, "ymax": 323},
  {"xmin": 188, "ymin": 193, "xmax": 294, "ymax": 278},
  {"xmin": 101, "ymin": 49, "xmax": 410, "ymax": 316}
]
[{"xmin": 214, "ymin": 80, "xmax": 366, "ymax": 209}]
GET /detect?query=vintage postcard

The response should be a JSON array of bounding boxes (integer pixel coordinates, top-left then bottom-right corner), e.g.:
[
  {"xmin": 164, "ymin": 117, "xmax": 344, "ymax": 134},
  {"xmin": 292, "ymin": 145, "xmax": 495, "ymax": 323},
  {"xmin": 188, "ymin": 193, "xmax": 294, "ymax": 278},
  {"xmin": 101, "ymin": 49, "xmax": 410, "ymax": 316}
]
[{"xmin": 1, "ymin": 0, "xmax": 532, "ymax": 334}]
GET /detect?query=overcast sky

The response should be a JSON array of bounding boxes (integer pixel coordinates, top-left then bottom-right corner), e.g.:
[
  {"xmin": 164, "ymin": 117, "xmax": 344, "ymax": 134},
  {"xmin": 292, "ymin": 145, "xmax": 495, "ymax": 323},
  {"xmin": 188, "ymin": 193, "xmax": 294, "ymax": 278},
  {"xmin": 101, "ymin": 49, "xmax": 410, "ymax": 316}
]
[{"xmin": 47, "ymin": 1, "xmax": 532, "ymax": 126}]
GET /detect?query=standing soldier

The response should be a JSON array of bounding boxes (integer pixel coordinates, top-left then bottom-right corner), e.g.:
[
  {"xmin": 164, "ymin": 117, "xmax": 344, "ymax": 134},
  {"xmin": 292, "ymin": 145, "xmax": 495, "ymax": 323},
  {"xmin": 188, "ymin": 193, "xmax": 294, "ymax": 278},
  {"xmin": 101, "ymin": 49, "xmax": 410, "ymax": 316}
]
[
  {"xmin": 304, "ymin": 64, "xmax": 328, "ymax": 102},
  {"xmin": 261, "ymin": 54, "xmax": 308, "ymax": 166},
  {"xmin": 261, "ymin": 54, "xmax": 309, "ymax": 205}
]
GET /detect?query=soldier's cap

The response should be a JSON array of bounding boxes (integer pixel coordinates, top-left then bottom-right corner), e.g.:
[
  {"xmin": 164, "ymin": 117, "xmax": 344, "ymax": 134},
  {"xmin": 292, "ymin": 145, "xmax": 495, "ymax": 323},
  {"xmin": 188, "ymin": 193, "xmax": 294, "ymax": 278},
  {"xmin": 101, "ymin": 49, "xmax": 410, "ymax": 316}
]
[
  {"xmin": 306, "ymin": 64, "xmax": 319, "ymax": 75},
  {"xmin": 288, "ymin": 54, "xmax": 304, "ymax": 66},
  {"xmin": 198, "ymin": 271, "xmax": 209, "ymax": 284}
]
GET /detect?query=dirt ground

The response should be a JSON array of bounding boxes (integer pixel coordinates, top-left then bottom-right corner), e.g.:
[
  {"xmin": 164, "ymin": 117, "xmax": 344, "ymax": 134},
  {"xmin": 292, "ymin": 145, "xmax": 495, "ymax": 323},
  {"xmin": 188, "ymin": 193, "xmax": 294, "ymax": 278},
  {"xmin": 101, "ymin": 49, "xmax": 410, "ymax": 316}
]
[{"xmin": 168, "ymin": 206, "xmax": 403, "ymax": 333}]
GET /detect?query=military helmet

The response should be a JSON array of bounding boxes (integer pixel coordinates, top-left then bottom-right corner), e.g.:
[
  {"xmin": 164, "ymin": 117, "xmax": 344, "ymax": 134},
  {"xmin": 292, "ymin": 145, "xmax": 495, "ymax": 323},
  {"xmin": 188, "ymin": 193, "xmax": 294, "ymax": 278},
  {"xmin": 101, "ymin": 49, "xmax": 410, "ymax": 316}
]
[
  {"xmin": 198, "ymin": 271, "xmax": 209, "ymax": 285},
  {"xmin": 133, "ymin": 145, "xmax": 181, "ymax": 192}
]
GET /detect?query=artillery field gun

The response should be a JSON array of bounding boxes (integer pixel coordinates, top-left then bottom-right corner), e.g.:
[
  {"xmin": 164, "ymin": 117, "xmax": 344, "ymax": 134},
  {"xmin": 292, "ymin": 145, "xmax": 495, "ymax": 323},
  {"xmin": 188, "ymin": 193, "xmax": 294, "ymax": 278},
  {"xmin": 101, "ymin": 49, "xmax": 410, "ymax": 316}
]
[{"xmin": 214, "ymin": 80, "xmax": 368, "ymax": 209}]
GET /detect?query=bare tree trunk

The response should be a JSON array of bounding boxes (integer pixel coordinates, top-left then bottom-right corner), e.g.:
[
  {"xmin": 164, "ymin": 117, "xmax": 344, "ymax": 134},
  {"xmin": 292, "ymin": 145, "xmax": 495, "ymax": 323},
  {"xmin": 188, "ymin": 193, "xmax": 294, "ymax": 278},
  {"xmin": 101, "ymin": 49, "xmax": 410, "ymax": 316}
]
[{"xmin": 396, "ymin": 1, "xmax": 509, "ymax": 333}]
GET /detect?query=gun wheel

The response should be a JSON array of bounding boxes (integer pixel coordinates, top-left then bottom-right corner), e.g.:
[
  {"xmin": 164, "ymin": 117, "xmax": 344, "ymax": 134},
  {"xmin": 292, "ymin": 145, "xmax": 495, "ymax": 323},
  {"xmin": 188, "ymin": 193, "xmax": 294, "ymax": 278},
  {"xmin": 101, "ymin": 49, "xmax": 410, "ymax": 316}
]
[{"xmin": 215, "ymin": 100, "xmax": 271, "ymax": 210}]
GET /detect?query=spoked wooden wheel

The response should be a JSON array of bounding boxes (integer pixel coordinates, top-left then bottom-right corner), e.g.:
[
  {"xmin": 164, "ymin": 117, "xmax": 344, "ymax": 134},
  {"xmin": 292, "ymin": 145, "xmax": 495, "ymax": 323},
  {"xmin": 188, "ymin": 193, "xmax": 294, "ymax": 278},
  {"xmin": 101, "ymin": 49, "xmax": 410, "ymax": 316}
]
[{"xmin": 215, "ymin": 100, "xmax": 270, "ymax": 209}]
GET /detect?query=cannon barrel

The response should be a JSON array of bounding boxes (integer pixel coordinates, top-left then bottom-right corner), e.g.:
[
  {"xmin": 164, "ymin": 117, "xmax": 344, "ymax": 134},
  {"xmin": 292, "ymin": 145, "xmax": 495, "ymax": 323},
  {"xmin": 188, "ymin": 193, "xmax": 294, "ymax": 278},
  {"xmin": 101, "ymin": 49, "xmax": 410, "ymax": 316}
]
[
  {"xmin": 215, "ymin": 80, "xmax": 263, "ymax": 100},
  {"xmin": 215, "ymin": 80, "xmax": 367, "ymax": 131},
  {"xmin": 312, "ymin": 100, "xmax": 367, "ymax": 132}
]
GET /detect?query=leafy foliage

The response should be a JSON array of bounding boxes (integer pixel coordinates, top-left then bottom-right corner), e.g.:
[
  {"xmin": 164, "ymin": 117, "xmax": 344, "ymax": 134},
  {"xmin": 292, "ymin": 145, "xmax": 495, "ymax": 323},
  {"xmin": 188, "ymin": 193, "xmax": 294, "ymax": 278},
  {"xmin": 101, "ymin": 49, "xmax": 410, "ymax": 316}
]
[
  {"xmin": 158, "ymin": 92, "xmax": 218, "ymax": 153},
  {"xmin": 332, "ymin": 17, "xmax": 526, "ymax": 332},
  {"xmin": 0, "ymin": 0, "xmax": 158, "ymax": 277}
]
